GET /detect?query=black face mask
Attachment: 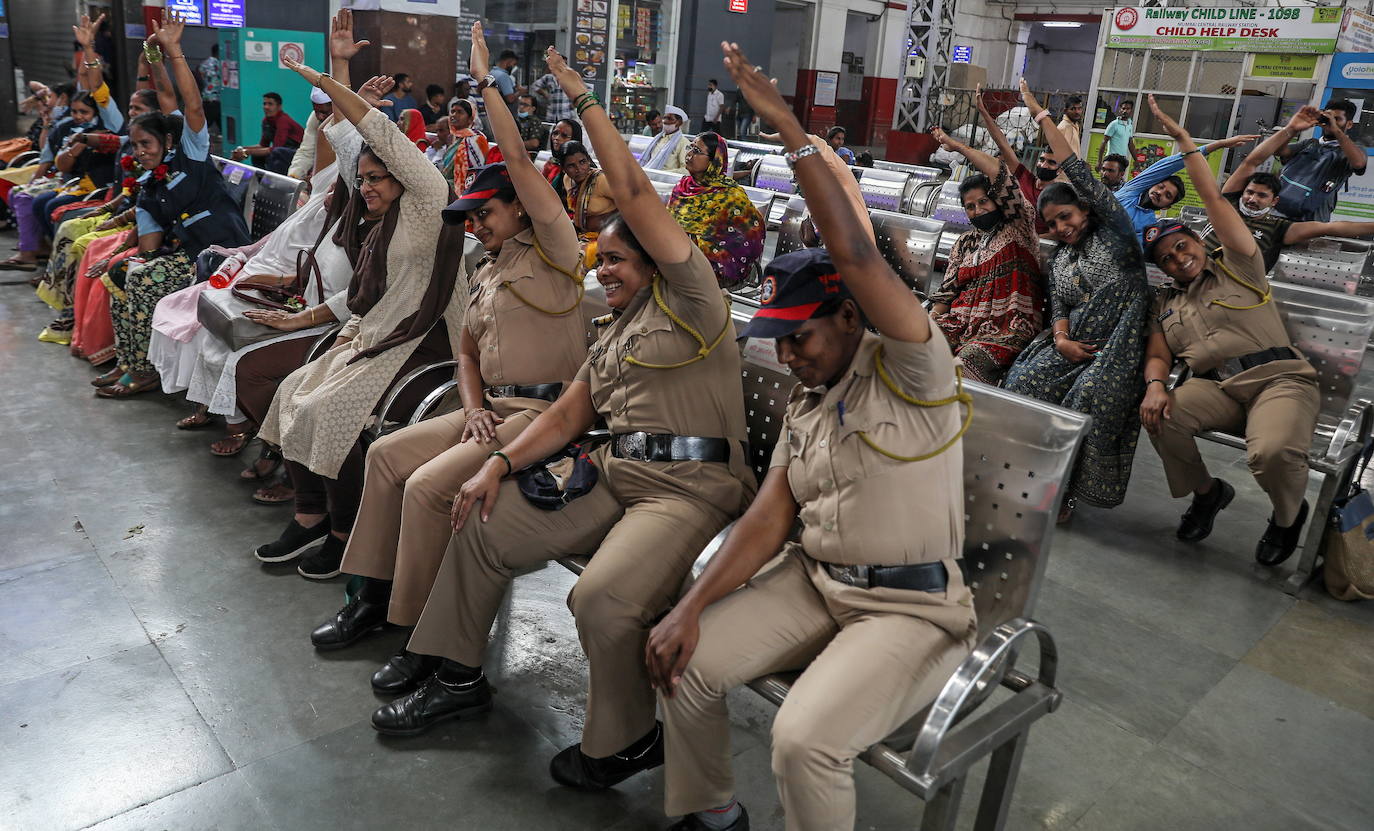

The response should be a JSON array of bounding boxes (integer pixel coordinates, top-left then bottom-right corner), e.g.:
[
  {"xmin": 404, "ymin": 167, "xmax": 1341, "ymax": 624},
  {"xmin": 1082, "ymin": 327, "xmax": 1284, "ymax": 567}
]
[
  {"xmin": 1138, "ymin": 192, "xmax": 1156, "ymax": 210},
  {"xmin": 1035, "ymin": 166, "xmax": 1058, "ymax": 181},
  {"xmin": 970, "ymin": 211, "xmax": 1003, "ymax": 232}
]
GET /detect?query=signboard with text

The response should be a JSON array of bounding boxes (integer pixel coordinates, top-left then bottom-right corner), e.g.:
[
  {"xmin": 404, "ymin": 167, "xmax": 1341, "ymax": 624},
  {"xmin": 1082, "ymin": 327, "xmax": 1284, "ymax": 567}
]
[
  {"xmin": 207, "ymin": 0, "xmax": 246, "ymax": 28},
  {"xmin": 167, "ymin": 0, "xmax": 205, "ymax": 25},
  {"xmin": 1106, "ymin": 6, "xmax": 1341, "ymax": 53},
  {"xmin": 728, "ymin": 0, "xmax": 747, "ymax": 13}
]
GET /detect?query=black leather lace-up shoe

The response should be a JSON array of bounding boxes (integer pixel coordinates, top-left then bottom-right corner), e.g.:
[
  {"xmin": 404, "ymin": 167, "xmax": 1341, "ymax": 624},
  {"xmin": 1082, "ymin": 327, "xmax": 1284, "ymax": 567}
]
[
  {"xmin": 1177, "ymin": 478, "xmax": 1234, "ymax": 542},
  {"xmin": 549, "ymin": 722, "xmax": 665, "ymax": 790},
  {"xmin": 371, "ymin": 649, "xmax": 442, "ymax": 695},
  {"xmin": 1255, "ymin": 500, "xmax": 1309, "ymax": 567},
  {"xmin": 370, "ymin": 670, "xmax": 492, "ymax": 736}
]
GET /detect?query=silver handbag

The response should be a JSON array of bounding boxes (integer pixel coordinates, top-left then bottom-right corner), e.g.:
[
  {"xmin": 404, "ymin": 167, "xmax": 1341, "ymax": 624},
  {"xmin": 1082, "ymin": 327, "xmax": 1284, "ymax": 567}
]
[{"xmin": 196, "ymin": 227, "xmax": 331, "ymax": 352}]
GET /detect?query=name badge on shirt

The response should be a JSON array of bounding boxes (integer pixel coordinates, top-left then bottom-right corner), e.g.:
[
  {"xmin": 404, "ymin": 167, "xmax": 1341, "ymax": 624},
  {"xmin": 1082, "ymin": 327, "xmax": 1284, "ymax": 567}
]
[{"xmin": 1157, "ymin": 308, "xmax": 1175, "ymax": 324}]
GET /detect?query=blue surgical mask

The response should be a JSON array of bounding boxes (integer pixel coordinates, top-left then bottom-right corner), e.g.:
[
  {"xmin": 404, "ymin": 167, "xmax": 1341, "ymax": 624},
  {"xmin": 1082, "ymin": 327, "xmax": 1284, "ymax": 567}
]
[
  {"xmin": 518, "ymin": 111, "xmax": 531, "ymax": 119},
  {"xmin": 52, "ymin": 105, "xmax": 69, "ymax": 120}
]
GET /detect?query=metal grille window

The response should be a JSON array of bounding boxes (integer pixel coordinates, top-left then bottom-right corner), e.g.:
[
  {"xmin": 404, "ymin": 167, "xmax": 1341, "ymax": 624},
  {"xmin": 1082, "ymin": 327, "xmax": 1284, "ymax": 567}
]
[
  {"xmin": 1184, "ymin": 97, "xmax": 1235, "ymax": 141},
  {"xmin": 1099, "ymin": 48, "xmax": 1147, "ymax": 89},
  {"xmin": 1193, "ymin": 52, "xmax": 1245, "ymax": 95},
  {"xmin": 1142, "ymin": 51, "xmax": 1193, "ymax": 93},
  {"xmin": 1137, "ymin": 94, "xmax": 1184, "ymax": 136}
]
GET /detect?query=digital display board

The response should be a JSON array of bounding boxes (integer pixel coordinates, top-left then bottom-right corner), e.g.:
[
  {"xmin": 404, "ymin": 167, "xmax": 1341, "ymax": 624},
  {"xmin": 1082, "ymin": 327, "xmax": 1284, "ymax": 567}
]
[
  {"xmin": 208, "ymin": 0, "xmax": 246, "ymax": 28},
  {"xmin": 166, "ymin": 0, "xmax": 205, "ymax": 25}
]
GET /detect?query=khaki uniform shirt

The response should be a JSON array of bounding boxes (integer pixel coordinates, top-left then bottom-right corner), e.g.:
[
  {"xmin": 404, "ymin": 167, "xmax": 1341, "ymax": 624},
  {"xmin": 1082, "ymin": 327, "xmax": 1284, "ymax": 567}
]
[
  {"xmin": 1149, "ymin": 243, "xmax": 1299, "ymax": 375},
  {"xmin": 576, "ymin": 246, "xmax": 756, "ymax": 510},
  {"xmin": 466, "ymin": 214, "xmax": 588, "ymax": 416},
  {"xmin": 770, "ymin": 328, "xmax": 964, "ymax": 567}
]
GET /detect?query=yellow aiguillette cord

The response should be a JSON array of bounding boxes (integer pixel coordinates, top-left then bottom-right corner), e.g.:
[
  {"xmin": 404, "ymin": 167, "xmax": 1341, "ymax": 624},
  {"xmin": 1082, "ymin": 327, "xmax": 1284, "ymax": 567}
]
[
  {"xmin": 622, "ymin": 275, "xmax": 732, "ymax": 370},
  {"xmin": 497, "ymin": 235, "xmax": 585, "ymax": 316},
  {"xmin": 1208, "ymin": 257, "xmax": 1271, "ymax": 311},
  {"xmin": 856, "ymin": 345, "xmax": 974, "ymax": 463}
]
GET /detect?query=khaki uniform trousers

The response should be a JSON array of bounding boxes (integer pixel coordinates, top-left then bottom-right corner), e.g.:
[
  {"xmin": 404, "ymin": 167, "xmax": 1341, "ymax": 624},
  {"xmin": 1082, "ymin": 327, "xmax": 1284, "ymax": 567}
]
[
  {"xmin": 1149, "ymin": 361, "xmax": 1319, "ymax": 527},
  {"xmin": 406, "ymin": 470, "xmax": 732, "ymax": 758},
  {"xmin": 341, "ymin": 406, "xmax": 537, "ymax": 625},
  {"xmin": 661, "ymin": 551, "xmax": 975, "ymax": 830}
]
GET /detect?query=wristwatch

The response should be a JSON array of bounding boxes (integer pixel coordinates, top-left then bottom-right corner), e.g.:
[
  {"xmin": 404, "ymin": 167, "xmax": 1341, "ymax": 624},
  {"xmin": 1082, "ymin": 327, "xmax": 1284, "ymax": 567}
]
[{"xmin": 477, "ymin": 74, "xmax": 497, "ymax": 93}]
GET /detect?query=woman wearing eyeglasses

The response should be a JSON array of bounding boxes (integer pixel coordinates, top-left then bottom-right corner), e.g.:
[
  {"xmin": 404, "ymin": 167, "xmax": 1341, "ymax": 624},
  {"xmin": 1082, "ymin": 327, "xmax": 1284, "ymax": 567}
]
[{"xmin": 249, "ymin": 9, "xmax": 468, "ymax": 580}]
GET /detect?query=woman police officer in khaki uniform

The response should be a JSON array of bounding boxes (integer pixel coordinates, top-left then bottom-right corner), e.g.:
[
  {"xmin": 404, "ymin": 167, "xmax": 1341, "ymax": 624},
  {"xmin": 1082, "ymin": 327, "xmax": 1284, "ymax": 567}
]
[
  {"xmin": 367, "ymin": 29, "xmax": 757, "ymax": 790},
  {"xmin": 307, "ymin": 26, "xmax": 592, "ymax": 698},
  {"xmin": 642, "ymin": 44, "xmax": 979, "ymax": 831},
  {"xmin": 1139, "ymin": 95, "xmax": 1319, "ymax": 566}
]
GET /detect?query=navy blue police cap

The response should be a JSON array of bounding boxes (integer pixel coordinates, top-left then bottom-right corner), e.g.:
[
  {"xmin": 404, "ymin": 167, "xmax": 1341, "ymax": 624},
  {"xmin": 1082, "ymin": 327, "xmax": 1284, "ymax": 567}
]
[
  {"xmin": 442, "ymin": 163, "xmax": 516, "ymax": 224},
  {"xmin": 737, "ymin": 248, "xmax": 854, "ymax": 341}
]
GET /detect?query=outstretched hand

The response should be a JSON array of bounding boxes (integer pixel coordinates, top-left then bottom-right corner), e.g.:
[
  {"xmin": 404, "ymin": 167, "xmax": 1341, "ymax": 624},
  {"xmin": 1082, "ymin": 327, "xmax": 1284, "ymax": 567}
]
[
  {"xmin": 931, "ymin": 126, "xmax": 960, "ymax": 153},
  {"xmin": 1286, "ymin": 105, "xmax": 1323, "ymax": 134},
  {"xmin": 470, "ymin": 22, "xmax": 491, "ymax": 81},
  {"xmin": 544, "ymin": 47, "xmax": 587, "ymax": 97},
  {"xmin": 359, "ymin": 75, "xmax": 396, "ymax": 109},
  {"xmin": 1147, "ymin": 94, "xmax": 1187, "ymax": 141},
  {"xmin": 1214, "ymin": 133, "xmax": 1261, "ymax": 150},
  {"xmin": 974, "ymin": 82, "xmax": 991, "ymax": 116},
  {"xmin": 151, "ymin": 9, "xmax": 186, "ymax": 48},
  {"xmin": 72, "ymin": 12, "xmax": 105, "ymax": 50},
  {"xmin": 1018, "ymin": 79, "xmax": 1044, "ymax": 118},
  {"xmin": 281, "ymin": 57, "xmax": 325, "ymax": 88},
  {"xmin": 721, "ymin": 42, "xmax": 791, "ymax": 133},
  {"xmin": 329, "ymin": 9, "xmax": 370, "ymax": 61}
]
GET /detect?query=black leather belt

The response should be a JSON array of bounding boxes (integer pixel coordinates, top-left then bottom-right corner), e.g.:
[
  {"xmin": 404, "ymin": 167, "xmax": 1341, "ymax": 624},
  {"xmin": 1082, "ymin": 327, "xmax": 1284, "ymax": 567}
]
[
  {"xmin": 1198, "ymin": 346, "xmax": 1298, "ymax": 382},
  {"xmin": 485, "ymin": 382, "xmax": 563, "ymax": 402},
  {"xmin": 825, "ymin": 561, "xmax": 955, "ymax": 592},
  {"xmin": 610, "ymin": 432, "xmax": 732, "ymax": 463}
]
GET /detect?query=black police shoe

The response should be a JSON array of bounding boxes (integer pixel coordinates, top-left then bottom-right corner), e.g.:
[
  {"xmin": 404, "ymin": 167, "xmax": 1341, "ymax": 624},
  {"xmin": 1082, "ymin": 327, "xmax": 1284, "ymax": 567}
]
[
  {"xmin": 668, "ymin": 805, "xmax": 750, "ymax": 831},
  {"xmin": 298, "ymin": 534, "xmax": 346, "ymax": 580},
  {"xmin": 372, "ymin": 649, "xmax": 443, "ymax": 696},
  {"xmin": 1255, "ymin": 500, "xmax": 1309, "ymax": 567},
  {"xmin": 550, "ymin": 722, "xmax": 664, "ymax": 790},
  {"xmin": 1176, "ymin": 478, "xmax": 1235, "ymax": 542},
  {"xmin": 254, "ymin": 517, "xmax": 329, "ymax": 563},
  {"xmin": 311, "ymin": 596, "xmax": 389, "ymax": 650},
  {"xmin": 371, "ymin": 671, "xmax": 492, "ymax": 736}
]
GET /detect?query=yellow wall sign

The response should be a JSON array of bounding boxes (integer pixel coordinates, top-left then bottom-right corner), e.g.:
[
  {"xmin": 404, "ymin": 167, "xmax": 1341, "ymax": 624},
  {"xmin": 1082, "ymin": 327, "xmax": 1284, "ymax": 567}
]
[{"xmin": 1249, "ymin": 53, "xmax": 1320, "ymax": 80}]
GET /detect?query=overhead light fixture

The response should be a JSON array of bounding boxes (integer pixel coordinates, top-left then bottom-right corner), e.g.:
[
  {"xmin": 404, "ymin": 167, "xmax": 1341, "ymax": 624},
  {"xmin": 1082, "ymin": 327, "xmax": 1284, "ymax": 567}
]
[{"xmin": 1041, "ymin": 22, "xmax": 1083, "ymax": 29}]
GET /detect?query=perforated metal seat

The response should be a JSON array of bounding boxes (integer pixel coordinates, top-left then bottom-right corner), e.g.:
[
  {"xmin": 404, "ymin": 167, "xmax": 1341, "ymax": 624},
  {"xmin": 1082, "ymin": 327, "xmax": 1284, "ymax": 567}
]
[
  {"xmin": 1176, "ymin": 281, "xmax": 1374, "ymax": 594},
  {"xmin": 1274, "ymin": 237, "xmax": 1374, "ymax": 299},
  {"xmin": 751, "ymin": 155, "xmax": 796, "ymax": 197},
  {"xmin": 211, "ymin": 156, "xmax": 307, "ymax": 239},
  {"xmin": 869, "ymin": 209, "xmax": 946, "ymax": 298},
  {"xmin": 927, "ymin": 180, "xmax": 973, "ymax": 273},
  {"xmin": 855, "ymin": 166, "xmax": 914, "ymax": 214}
]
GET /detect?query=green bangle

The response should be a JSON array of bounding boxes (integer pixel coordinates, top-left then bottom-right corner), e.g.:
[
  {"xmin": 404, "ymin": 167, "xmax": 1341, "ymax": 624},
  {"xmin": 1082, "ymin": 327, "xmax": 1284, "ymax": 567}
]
[{"xmin": 490, "ymin": 450, "xmax": 513, "ymax": 475}]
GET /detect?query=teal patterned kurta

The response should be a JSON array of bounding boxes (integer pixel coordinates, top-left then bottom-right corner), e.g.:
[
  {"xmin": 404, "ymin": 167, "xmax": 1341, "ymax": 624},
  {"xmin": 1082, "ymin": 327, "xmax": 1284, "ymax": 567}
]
[{"xmin": 1003, "ymin": 155, "xmax": 1149, "ymax": 508}]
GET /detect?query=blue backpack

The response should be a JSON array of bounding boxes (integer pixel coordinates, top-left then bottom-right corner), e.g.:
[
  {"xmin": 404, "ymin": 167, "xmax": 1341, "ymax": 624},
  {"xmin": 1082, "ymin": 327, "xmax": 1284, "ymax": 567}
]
[{"xmin": 1277, "ymin": 138, "xmax": 1358, "ymax": 222}]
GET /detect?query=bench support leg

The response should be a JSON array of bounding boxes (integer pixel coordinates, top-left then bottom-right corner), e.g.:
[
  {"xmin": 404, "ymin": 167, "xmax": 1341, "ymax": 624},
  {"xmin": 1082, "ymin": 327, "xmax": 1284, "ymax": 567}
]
[
  {"xmin": 973, "ymin": 731, "xmax": 1028, "ymax": 831},
  {"xmin": 919, "ymin": 775, "xmax": 966, "ymax": 831},
  {"xmin": 1287, "ymin": 469, "xmax": 1341, "ymax": 596}
]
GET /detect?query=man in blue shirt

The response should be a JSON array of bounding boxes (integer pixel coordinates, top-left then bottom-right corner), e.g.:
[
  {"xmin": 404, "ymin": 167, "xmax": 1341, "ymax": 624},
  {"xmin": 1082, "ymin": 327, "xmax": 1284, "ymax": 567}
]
[
  {"xmin": 381, "ymin": 73, "xmax": 420, "ymax": 122},
  {"xmin": 488, "ymin": 51, "xmax": 521, "ymax": 115},
  {"xmin": 1115, "ymin": 133, "xmax": 1259, "ymax": 244}
]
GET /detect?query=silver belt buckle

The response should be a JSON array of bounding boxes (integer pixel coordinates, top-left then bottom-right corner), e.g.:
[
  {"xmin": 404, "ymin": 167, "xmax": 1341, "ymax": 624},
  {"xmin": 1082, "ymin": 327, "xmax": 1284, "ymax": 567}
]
[
  {"xmin": 616, "ymin": 432, "xmax": 649, "ymax": 461},
  {"xmin": 485, "ymin": 385, "xmax": 512, "ymax": 399},
  {"xmin": 826, "ymin": 563, "xmax": 871, "ymax": 588}
]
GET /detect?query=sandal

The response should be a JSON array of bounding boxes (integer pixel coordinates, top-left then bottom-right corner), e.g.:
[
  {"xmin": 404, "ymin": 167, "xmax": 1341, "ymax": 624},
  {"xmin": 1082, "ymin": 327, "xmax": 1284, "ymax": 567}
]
[
  {"xmin": 0, "ymin": 258, "xmax": 37, "ymax": 271},
  {"xmin": 252, "ymin": 479, "xmax": 296, "ymax": 505},
  {"xmin": 91, "ymin": 367, "xmax": 124, "ymax": 387},
  {"xmin": 241, "ymin": 446, "xmax": 283, "ymax": 481},
  {"xmin": 210, "ymin": 431, "xmax": 252, "ymax": 457},
  {"xmin": 86, "ymin": 346, "xmax": 117, "ymax": 367},
  {"xmin": 177, "ymin": 407, "xmax": 213, "ymax": 430},
  {"xmin": 94, "ymin": 372, "xmax": 160, "ymax": 399}
]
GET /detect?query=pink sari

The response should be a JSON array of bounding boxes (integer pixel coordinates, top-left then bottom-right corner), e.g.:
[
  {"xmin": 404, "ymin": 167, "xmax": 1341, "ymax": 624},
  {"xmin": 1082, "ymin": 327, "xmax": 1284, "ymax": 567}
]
[{"xmin": 71, "ymin": 230, "xmax": 135, "ymax": 361}]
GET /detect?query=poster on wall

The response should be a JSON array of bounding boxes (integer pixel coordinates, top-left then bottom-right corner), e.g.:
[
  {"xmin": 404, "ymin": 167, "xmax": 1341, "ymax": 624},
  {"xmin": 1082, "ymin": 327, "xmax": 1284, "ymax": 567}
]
[
  {"xmin": 1326, "ymin": 53, "xmax": 1374, "ymax": 222},
  {"xmin": 572, "ymin": 0, "xmax": 612, "ymax": 86},
  {"xmin": 1106, "ymin": 6, "xmax": 1342, "ymax": 53},
  {"xmin": 245, "ymin": 40, "xmax": 272, "ymax": 62},
  {"xmin": 814, "ymin": 72, "xmax": 838, "ymax": 107},
  {"xmin": 1248, "ymin": 54, "xmax": 1319, "ymax": 80},
  {"xmin": 277, "ymin": 42, "xmax": 305, "ymax": 70}
]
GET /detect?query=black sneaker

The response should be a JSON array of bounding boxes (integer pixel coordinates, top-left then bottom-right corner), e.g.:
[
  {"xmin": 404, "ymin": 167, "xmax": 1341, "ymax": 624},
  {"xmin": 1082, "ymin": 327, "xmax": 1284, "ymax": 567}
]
[
  {"xmin": 550, "ymin": 722, "xmax": 665, "ymax": 790},
  {"xmin": 254, "ymin": 518, "xmax": 329, "ymax": 563},
  {"xmin": 1255, "ymin": 500, "xmax": 1309, "ymax": 567},
  {"xmin": 1177, "ymin": 478, "xmax": 1235, "ymax": 542},
  {"xmin": 668, "ymin": 805, "xmax": 750, "ymax": 831},
  {"xmin": 298, "ymin": 534, "xmax": 346, "ymax": 580},
  {"xmin": 371, "ymin": 671, "xmax": 493, "ymax": 736}
]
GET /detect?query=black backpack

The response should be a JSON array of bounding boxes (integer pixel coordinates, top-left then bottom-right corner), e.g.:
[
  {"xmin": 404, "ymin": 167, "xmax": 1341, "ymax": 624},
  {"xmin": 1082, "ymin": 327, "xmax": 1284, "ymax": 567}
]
[{"xmin": 1276, "ymin": 138, "xmax": 1355, "ymax": 222}]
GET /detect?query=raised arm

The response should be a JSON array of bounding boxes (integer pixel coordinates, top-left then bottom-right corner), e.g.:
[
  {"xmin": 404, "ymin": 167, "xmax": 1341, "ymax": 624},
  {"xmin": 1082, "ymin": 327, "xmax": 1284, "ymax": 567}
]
[
  {"xmin": 976, "ymin": 84, "xmax": 1021, "ymax": 169},
  {"xmin": 282, "ymin": 57, "xmax": 381, "ymax": 131},
  {"xmin": 932, "ymin": 125, "xmax": 999, "ymax": 180},
  {"xmin": 1222, "ymin": 136, "xmax": 1274, "ymax": 192},
  {"xmin": 1148, "ymin": 94, "xmax": 1256, "ymax": 258},
  {"xmin": 1256, "ymin": 106, "xmax": 1321, "ymax": 170},
  {"xmin": 144, "ymin": 42, "xmax": 178, "ymax": 116},
  {"xmin": 1284, "ymin": 219, "xmax": 1374, "ymax": 245},
  {"xmin": 72, "ymin": 14, "xmax": 105, "ymax": 95},
  {"xmin": 469, "ymin": 24, "xmax": 564, "ymax": 224},
  {"xmin": 544, "ymin": 45, "xmax": 693, "ymax": 265},
  {"xmin": 326, "ymin": 8, "xmax": 368, "ymax": 123},
  {"xmin": 1324, "ymin": 114, "xmax": 1368, "ymax": 172},
  {"xmin": 1020, "ymin": 79, "xmax": 1073, "ymax": 163},
  {"xmin": 1119, "ymin": 133, "xmax": 1259, "ymax": 204},
  {"xmin": 724, "ymin": 41, "xmax": 928, "ymax": 343},
  {"xmin": 149, "ymin": 12, "xmax": 203, "ymax": 133}
]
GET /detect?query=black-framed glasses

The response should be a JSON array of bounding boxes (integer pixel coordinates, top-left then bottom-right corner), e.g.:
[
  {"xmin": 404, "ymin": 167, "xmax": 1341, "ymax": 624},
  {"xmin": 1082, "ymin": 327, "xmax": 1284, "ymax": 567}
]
[
  {"xmin": 685, "ymin": 145, "xmax": 707, "ymax": 157},
  {"xmin": 355, "ymin": 173, "xmax": 394, "ymax": 190}
]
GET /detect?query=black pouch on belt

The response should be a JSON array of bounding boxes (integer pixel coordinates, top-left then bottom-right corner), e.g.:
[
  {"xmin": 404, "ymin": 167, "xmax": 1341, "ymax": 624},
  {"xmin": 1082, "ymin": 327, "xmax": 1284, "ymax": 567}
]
[{"xmin": 516, "ymin": 441, "xmax": 602, "ymax": 511}]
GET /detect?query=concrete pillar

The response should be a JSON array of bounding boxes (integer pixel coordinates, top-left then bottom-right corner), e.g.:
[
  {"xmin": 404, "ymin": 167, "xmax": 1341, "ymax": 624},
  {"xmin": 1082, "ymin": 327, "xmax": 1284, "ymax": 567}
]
[
  {"xmin": 793, "ymin": 1, "xmax": 848, "ymax": 132},
  {"xmin": 858, "ymin": 3, "xmax": 908, "ymax": 148}
]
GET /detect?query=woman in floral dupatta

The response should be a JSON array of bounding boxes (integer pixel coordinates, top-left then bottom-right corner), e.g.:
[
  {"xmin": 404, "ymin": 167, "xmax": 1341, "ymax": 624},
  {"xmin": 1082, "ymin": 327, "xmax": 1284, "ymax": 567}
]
[
  {"xmin": 927, "ymin": 127, "xmax": 1044, "ymax": 385},
  {"xmin": 666, "ymin": 132, "xmax": 765, "ymax": 288},
  {"xmin": 440, "ymin": 99, "xmax": 489, "ymax": 197}
]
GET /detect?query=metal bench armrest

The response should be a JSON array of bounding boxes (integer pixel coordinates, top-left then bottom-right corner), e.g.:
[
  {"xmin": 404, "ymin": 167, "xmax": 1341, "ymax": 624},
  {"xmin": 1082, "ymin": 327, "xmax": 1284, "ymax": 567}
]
[
  {"xmin": 1323, "ymin": 399, "xmax": 1373, "ymax": 466},
  {"xmin": 905, "ymin": 618, "xmax": 1058, "ymax": 786},
  {"xmin": 371, "ymin": 360, "xmax": 459, "ymax": 438}
]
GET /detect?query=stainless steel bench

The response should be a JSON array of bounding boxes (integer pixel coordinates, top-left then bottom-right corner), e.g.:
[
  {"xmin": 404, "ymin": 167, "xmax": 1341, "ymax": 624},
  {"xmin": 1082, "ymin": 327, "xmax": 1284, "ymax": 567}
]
[
  {"xmin": 1273, "ymin": 237, "xmax": 1374, "ymax": 299},
  {"xmin": 211, "ymin": 156, "xmax": 307, "ymax": 240}
]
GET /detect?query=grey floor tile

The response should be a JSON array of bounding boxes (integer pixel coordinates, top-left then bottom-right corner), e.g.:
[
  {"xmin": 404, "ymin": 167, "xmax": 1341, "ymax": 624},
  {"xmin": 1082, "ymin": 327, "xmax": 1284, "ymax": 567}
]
[
  {"xmin": 0, "ymin": 643, "xmax": 232, "ymax": 831},
  {"xmin": 1242, "ymin": 600, "xmax": 1374, "ymax": 719},
  {"xmin": 1071, "ymin": 747, "xmax": 1333, "ymax": 831},
  {"xmin": 82, "ymin": 770, "xmax": 278, "ymax": 831},
  {"xmin": 236, "ymin": 709, "xmax": 639, "ymax": 831},
  {"xmin": 0, "ymin": 552, "xmax": 149, "ymax": 683},
  {"xmin": 1031, "ymin": 578, "xmax": 1237, "ymax": 741},
  {"xmin": 1161, "ymin": 663, "xmax": 1374, "ymax": 831}
]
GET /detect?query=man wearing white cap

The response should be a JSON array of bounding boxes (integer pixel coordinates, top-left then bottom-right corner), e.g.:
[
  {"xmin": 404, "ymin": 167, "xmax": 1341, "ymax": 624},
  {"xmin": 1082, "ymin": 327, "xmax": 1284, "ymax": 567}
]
[
  {"xmin": 640, "ymin": 104, "xmax": 690, "ymax": 173},
  {"xmin": 288, "ymin": 88, "xmax": 336, "ymax": 181}
]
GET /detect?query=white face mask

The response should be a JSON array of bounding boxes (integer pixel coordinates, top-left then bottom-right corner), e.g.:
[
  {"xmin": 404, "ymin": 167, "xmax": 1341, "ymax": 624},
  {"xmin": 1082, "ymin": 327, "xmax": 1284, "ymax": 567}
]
[
  {"xmin": 1239, "ymin": 201, "xmax": 1272, "ymax": 219},
  {"xmin": 662, "ymin": 121, "xmax": 680, "ymax": 134}
]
